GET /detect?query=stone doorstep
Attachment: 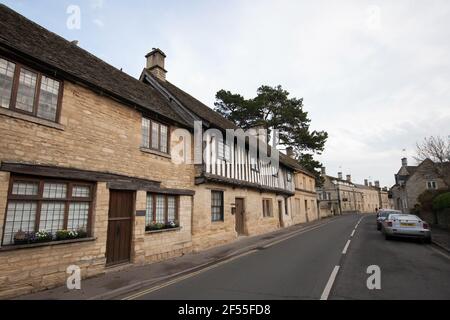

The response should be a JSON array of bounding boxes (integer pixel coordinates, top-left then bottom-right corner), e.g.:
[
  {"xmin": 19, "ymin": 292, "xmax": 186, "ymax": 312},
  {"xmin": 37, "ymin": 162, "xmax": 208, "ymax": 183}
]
[{"xmin": 90, "ymin": 217, "xmax": 339, "ymax": 300}]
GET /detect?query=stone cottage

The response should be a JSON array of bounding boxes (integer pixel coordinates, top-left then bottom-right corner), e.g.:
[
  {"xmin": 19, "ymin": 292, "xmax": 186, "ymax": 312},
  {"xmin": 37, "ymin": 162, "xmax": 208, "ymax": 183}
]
[{"xmin": 0, "ymin": 4, "xmax": 318, "ymax": 298}]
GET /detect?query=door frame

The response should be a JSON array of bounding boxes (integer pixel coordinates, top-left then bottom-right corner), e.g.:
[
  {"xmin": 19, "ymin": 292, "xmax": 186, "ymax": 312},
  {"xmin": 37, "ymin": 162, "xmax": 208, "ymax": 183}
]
[
  {"xmin": 105, "ymin": 189, "xmax": 135, "ymax": 267},
  {"xmin": 278, "ymin": 200, "xmax": 284, "ymax": 228},
  {"xmin": 235, "ymin": 197, "xmax": 246, "ymax": 236}
]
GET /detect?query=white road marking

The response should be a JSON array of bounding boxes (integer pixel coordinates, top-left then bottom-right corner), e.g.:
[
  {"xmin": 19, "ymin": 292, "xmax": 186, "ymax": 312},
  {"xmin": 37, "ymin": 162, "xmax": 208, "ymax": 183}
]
[
  {"xmin": 351, "ymin": 229, "xmax": 356, "ymax": 237},
  {"xmin": 123, "ymin": 218, "xmax": 343, "ymax": 300},
  {"xmin": 320, "ymin": 266, "xmax": 340, "ymax": 300},
  {"xmin": 122, "ymin": 250, "xmax": 257, "ymax": 300},
  {"xmin": 342, "ymin": 240, "xmax": 351, "ymax": 254}
]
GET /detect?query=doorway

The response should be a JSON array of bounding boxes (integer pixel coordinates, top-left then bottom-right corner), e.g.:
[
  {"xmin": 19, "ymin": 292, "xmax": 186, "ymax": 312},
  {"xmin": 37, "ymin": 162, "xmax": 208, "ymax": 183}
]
[
  {"xmin": 235, "ymin": 198, "xmax": 245, "ymax": 235},
  {"xmin": 106, "ymin": 190, "xmax": 134, "ymax": 266}
]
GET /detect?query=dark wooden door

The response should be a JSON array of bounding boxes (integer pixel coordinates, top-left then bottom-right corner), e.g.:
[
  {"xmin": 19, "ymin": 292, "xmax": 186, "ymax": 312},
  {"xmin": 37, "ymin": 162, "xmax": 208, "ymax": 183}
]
[
  {"xmin": 278, "ymin": 200, "xmax": 284, "ymax": 227},
  {"xmin": 106, "ymin": 190, "xmax": 134, "ymax": 266},
  {"xmin": 235, "ymin": 198, "xmax": 245, "ymax": 235}
]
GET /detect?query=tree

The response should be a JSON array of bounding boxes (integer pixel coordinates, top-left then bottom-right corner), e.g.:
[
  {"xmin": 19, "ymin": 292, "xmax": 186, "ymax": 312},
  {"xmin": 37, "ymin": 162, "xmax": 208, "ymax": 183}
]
[
  {"xmin": 214, "ymin": 85, "xmax": 328, "ymax": 180},
  {"xmin": 414, "ymin": 136, "xmax": 450, "ymax": 187}
]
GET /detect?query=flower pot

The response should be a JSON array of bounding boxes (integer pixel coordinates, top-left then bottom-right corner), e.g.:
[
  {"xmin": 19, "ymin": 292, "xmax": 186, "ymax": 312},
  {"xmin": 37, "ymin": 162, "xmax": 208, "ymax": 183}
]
[{"xmin": 14, "ymin": 239, "xmax": 29, "ymax": 245}]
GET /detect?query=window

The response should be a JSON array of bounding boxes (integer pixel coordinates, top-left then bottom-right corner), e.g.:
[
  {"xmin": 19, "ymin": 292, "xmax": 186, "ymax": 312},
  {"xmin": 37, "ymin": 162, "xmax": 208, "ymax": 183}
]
[
  {"xmin": 427, "ymin": 181, "xmax": 437, "ymax": 190},
  {"xmin": 262, "ymin": 198, "xmax": 273, "ymax": 217},
  {"xmin": 287, "ymin": 172, "xmax": 292, "ymax": 182},
  {"xmin": 141, "ymin": 117, "xmax": 169, "ymax": 154},
  {"xmin": 0, "ymin": 58, "xmax": 15, "ymax": 108},
  {"xmin": 0, "ymin": 57, "xmax": 62, "ymax": 122},
  {"xmin": 216, "ymin": 139, "xmax": 231, "ymax": 162},
  {"xmin": 145, "ymin": 193, "xmax": 178, "ymax": 225},
  {"xmin": 2, "ymin": 177, "xmax": 93, "ymax": 245},
  {"xmin": 211, "ymin": 191, "xmax": 224, "ymax": 222}
]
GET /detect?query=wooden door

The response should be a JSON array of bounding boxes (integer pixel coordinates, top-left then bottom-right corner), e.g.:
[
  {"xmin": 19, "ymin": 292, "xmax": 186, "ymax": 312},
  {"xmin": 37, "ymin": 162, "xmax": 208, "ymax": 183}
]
[
  {"xmin": 106, "ymin": 190, "xmax": 134, "ymax": 266},
  {"xmin": 235, "ymin": 198, "xmax": 245, "ymax": 235},
  {"xmin": 278, "ymin": 200, "xmax": 284, "ymax": 227}
]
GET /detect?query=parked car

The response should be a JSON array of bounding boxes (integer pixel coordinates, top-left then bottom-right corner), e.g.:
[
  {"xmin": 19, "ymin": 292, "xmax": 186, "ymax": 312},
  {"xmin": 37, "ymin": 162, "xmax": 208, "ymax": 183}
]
[
  {"xmin": 376, "ymin": 209, "xmax": 402, "ymax": 231},
  {"xmin": 381, "ymin": 213, "xmax": 431, "ymax": 243}
]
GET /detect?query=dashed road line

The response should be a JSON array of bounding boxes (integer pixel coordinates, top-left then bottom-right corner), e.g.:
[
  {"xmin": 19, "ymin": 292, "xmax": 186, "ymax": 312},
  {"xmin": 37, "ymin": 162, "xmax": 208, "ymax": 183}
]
[
  {"xmin": 350, "ymin": 229, "xmax": 356, "ymax": 237},
  {"xmin": 122, "ymin": 216, "xmax": 344, "ymax": 300},
  {"xmin": 342, "ymin": 240, "xmax": 351, "ymax": 254},
  {"xmin": 320, "ymin": 266, "xmax": 340, "ymax": 300}
]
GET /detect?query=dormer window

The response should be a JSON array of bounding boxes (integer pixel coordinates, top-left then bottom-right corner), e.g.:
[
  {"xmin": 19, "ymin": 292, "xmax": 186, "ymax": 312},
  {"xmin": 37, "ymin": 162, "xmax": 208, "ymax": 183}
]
[
  {"xmin": 141, "ymin": 117, "xmax": 169, "ymax": 154},
  {"xmin": 0, "ymin": 57, "xmax": 62, "ymax": 122}
]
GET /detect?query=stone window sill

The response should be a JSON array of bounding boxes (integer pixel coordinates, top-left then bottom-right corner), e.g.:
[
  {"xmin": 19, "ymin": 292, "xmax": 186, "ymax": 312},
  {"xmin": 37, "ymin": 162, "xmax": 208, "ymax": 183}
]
[
  {"xmin": 145, "ymin": 227, "xmax": 182, "ymax": 234},
  {"xmin": 0, "ymin": 237, "xmax": 96, "ymax": 252},
  {"xmin": 140, "ymin": 147, "xmax": 171, "ymax": 159},
  {"xmin": 0, "ymin": 107, "xmax": 65, "ymax": 131}
]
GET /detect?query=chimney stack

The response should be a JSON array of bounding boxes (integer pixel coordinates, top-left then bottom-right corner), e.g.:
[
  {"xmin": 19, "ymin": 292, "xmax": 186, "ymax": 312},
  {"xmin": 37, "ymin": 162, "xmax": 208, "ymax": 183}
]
[
  {"xmin": 321, "ymin": 167, "xmax": 326, "ymax": 175},
  {"xmin": 338, "ymin": 172, "xmax": 343, "ymax": 180},
  {"xmin": 375, "ymin": 180, "xmax": 380, "ymax": 188},
  {"xmin": 364, "ymin": 179, "xmax": 368, "ymax": 186},
  {"xmin": 401, "ymin": 157, "xmax": 408, "ymax": 167},
  {"xmin": 146, "ymin": 48, "xmax": 167, "ymax": 81},
  {"xmin": 369, "ymin": 182, "xmax": 373, "ymax": 187},
  {"xmin": 286, "ymin": 147, "xmax": 294, "ymax": 158},
  {"xmin": 346, "ymin": 174, "xmax": 351, "ymax": 182}
]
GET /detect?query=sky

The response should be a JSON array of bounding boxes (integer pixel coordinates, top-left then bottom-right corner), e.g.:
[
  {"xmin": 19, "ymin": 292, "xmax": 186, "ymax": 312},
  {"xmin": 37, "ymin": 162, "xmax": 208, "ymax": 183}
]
[{"xmin": 2, "ymin": 0, "xmax": 450, "ymax": 187}]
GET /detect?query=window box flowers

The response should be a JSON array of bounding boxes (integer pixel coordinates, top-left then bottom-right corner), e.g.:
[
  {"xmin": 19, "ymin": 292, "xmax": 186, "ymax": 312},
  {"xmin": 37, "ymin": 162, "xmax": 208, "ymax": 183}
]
[
  {"xmin": 12, "ymin": 228, "xmax": 88, "ymax": 245},
  {"xmin": 13, "ymin": 230, "xmax": 52, "ymax": 245},
  {"xmin": 55, "ymin": 229, "xmax": 88, "ymax": 241},
  {"xmin": 145, "ymin": 221, "xmax": 179, "ymax": 232}
]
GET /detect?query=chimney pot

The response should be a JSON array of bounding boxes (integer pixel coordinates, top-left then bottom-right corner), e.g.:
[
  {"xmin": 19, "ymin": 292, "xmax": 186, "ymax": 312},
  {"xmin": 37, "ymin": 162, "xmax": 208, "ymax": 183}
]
[
  {"xmin": 346, "ymin": 174, "xmax": 351, "ymax": 182},
  {"xmin": 286, "ymin": 147, "xmax": 294, "ymax": 158},
  {"xmin": 146, "ymin": 48, "xmax": 167, "ymax": 81},
  {"xmin": 401, "ymin": 157, "xmax": 408, "ymax": 167},
  {"xmin": 375, "ymin": 180, "xmax": 380, "ymax": 188},
  {"xmin": 364, "ymin": 179, "xmax": 368, "ymax": 186},
  {"xmin": 338, "ymin": 172, "xmax": 343, "ymax": 180},
  {"xmin": 369, "ymin": 182, "xmax": 373, "ymax": 187},
  {"xmin": 321, "ymin": 167, "xmax": 326, "ymax": 175}
]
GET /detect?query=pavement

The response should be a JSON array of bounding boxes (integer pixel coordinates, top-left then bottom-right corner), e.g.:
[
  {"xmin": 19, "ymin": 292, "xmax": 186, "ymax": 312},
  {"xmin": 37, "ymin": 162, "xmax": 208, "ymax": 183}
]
[
  {"xmin": 430, "ymin": 226, "xmax": 450, "ymax": 253},
  {"xmin": 16, "ymin": 213, "xmax": 450, "ymax": 300},
  {"xmin": 17, "ymin": 215, "xmax": 339, "ymax": 300}
]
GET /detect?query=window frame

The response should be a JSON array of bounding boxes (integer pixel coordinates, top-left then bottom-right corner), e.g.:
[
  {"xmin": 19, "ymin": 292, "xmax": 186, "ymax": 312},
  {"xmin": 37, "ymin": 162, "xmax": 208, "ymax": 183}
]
[
  {"xmin": 426, "ymin": 181, "xmax": 437, "ymax": 190},
  {"xmin": 2, "ymin": 175, "xmax": 94, "ymax": 246},
  {"xmin": 262, "ymin": 198, "xmax": 273, "ymax": 218},
  {"xmin": 211, "ymin": 190, "xmax": 224, "ymax": 222},
  {"xmin": 141, "ymin": 116, "xmax": 170, "ymax": 154},
  {"xmin": 0, "ymin": 55, "xmax": 64, "ymax": 123},
  {"xmin": 145, "ymin": 193, "xmax": 179, "ymax": 225}
]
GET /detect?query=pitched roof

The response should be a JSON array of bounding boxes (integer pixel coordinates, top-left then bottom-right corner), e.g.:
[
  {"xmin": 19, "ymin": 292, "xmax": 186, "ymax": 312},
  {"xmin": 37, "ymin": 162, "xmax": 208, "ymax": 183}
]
[
  {"xmin": 143, "ymin": 71, "xmax": 313, "ymax": 174},
  {"xmin": 0, "ymin": 4, "xmax": 189, "ymax": 127},
  {"xmin": 153, "ymin": 76, "xmax": 238, "ymax": 130}
]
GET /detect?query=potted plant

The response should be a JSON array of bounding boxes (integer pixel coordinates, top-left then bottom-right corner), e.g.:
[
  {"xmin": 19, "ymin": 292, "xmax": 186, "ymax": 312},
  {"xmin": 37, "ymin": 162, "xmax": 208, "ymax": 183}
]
[
  {"xmin": 55, "ymin": 230, "xmax": 78, "ymax": 241},
  {"xmin": 35, "ymin": 230, "xmax": 53, "ymax": 243},
  {"xmin": 166, "ymin": 221, "xmax": 179, "ymax": 229},
  {"xmin": 76, "ymin": 228, "xmax": 88, "ymax": 239},
  {"xmin": 145, "ymin": 222, "xmax": 166, "ymax": 231},
  {"xmin": 13, "ymin": 230, "xmax": 30, "ymax": 245}
]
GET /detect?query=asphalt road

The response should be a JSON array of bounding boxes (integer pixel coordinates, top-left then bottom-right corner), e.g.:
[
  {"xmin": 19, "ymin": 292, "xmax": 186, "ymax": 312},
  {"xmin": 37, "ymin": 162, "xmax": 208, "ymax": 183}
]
[{"xmin": 124, "ymin": 213, "xmax": 450, "ymax": 300}]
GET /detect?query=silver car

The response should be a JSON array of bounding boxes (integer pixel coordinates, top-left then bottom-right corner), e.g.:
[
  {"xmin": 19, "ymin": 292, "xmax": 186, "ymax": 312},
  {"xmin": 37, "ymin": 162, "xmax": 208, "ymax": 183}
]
[
  {"xmin": 376, "ymin": 209, "xmax": 402, "ymax": 231},
  {"xmin": 382, "ymin": 213, "xmax": 431, "ymax": 243}
]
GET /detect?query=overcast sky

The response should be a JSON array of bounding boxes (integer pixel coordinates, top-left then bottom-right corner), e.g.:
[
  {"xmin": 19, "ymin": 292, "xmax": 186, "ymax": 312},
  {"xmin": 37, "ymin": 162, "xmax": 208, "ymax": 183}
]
[{"xmin": 3, "ymin": 0, "xmax": 450, "ymax": 187}]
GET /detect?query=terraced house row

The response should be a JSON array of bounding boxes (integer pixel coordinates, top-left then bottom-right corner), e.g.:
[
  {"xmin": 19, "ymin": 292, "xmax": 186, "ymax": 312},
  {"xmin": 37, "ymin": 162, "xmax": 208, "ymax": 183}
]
[{"xmin": 0, "ymin": 5, "xmax": 318, "ymax": 298}]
